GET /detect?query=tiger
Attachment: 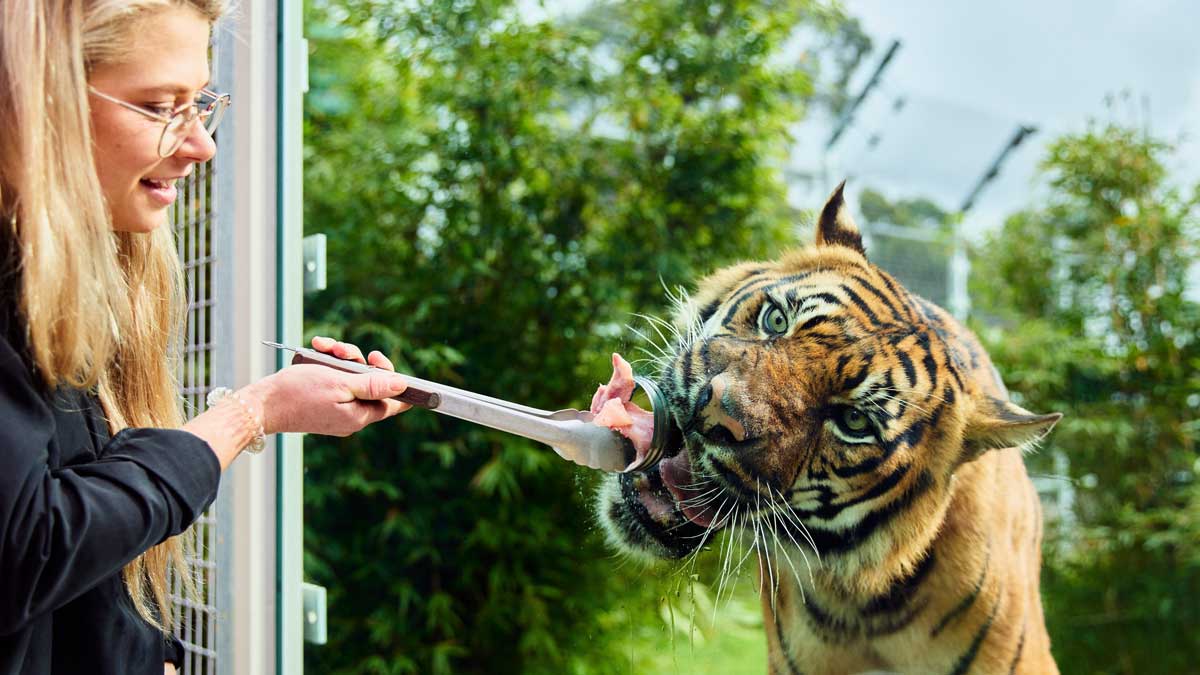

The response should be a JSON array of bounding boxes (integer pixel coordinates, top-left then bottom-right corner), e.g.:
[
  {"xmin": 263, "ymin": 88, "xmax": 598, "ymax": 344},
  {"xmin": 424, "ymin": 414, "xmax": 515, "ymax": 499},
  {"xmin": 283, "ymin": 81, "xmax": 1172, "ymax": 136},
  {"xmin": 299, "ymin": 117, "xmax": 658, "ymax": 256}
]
[{"xmin": 596, "ymin": 183, "xmax": 1061, "ymax": 674}]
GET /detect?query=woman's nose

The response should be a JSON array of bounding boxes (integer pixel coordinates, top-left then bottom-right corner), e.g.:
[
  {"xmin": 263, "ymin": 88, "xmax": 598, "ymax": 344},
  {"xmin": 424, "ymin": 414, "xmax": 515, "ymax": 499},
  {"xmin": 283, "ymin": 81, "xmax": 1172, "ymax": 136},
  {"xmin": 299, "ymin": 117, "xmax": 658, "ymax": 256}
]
[{"xmin": 173, "ymin": 119, "xmax": 217, "ymax": 163}]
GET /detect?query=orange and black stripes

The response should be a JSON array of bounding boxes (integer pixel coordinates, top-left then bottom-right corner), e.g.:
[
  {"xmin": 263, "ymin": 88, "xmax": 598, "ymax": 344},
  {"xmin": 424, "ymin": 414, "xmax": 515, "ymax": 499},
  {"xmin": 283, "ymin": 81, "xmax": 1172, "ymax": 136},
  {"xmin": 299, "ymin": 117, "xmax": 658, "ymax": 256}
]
[
  {"xmin": 599, "ymin": 189, "xmax": 1059, "ymax": 673},
  {"xmin": 931, "ymin": 547, "xmax": 991, "ymax": 638},
  {"xmin": 949, "ymin": 586, "xmax": 1003, "ymax": 675},
  {"xmin": 780, "ymin": 470, "xmax": 935, "ymax": 556}
]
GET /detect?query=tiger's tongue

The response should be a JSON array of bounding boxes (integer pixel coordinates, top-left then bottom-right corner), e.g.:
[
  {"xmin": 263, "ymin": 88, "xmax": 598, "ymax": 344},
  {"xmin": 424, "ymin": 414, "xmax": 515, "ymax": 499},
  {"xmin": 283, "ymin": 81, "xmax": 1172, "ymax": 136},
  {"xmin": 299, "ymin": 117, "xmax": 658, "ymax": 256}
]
[{"xmin": 660, "ymin": 451, "xmax": 718, "ymax": 528}]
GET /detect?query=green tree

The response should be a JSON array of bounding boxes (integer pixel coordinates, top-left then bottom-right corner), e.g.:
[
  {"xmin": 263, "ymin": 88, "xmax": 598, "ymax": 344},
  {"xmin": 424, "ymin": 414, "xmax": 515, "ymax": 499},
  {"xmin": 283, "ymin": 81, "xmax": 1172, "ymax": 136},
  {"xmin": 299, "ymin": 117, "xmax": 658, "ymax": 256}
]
[
  {"xmin": 971, "ymin": 121, "xmax": 1200, "ymax": 673},
  {"xmin": 858, "ymin": 186, "xmax": 950, "ymax": 230},
  {"xmin": 302, "ymin": 1, "xmax": 852, "ymax": 672}
]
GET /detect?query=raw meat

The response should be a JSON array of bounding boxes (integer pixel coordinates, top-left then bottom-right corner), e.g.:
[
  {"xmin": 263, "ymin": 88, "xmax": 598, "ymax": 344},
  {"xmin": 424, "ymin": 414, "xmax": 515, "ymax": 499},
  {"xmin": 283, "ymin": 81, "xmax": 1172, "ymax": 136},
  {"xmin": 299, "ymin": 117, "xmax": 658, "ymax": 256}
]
[{"xmin": 590, "ymin": 353, "xmax": 655, "ymax": 460}]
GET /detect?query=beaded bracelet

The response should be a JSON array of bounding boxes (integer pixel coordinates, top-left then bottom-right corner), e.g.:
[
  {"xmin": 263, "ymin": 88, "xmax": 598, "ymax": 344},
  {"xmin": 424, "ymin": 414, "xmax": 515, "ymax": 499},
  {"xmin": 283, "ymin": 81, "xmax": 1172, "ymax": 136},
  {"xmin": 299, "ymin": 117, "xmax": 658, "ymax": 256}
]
[{"xmin": 205, "ymin": 387, "xmax": 266, "ymax": 454}]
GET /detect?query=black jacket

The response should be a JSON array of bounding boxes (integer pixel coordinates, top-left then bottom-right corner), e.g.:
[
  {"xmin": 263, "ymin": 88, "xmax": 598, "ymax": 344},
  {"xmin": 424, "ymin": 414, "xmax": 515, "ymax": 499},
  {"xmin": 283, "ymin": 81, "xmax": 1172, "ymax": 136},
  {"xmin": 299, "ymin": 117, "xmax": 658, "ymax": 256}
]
[{"xmin": 0, "ymin": 311, "xmax": 221, "ymax": 674}]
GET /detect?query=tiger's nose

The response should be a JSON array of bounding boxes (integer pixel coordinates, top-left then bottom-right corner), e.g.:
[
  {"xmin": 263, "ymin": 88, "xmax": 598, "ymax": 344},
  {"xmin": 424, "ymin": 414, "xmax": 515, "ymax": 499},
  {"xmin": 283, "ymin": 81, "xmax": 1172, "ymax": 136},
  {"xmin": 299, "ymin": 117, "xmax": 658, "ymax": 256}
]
[{"xmin": 697, "ymin": 373, "xmax": 747, "ymax": 443}]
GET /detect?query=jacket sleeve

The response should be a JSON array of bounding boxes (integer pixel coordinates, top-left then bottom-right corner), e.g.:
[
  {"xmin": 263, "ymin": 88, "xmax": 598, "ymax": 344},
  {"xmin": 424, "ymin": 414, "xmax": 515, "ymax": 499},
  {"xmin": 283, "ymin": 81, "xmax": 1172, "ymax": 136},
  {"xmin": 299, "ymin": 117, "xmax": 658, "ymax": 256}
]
[
  {"xmin": 166, "ymin": 634, "xmax": 187, "ymax": 667},
  {"xmin": 0, "ymin": 335, "xmax": 221, "ymax": 635}
]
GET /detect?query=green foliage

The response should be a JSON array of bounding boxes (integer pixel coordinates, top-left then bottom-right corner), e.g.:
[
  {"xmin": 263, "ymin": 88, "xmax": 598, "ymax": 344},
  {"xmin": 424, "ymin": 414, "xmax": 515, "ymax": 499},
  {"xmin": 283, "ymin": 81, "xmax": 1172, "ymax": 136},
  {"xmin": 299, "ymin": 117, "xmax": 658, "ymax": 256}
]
[
  {"xmin": 858, "ymin": 186, "xmax": 951, "ymax": 230},
  {"xmin": 302, "ymin": 1, "xmax": 849, "ymax": 672},
  {"xmin": 970, "ymin": 120, "xmax": 1200, "ymax": 673}
]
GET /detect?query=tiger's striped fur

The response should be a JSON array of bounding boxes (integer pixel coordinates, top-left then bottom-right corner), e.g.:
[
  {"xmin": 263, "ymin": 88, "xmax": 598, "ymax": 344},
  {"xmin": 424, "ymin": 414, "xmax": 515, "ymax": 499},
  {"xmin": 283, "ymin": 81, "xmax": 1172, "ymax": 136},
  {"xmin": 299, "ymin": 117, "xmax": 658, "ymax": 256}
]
[{"xmin": 596, "ymin": 184, "xmax": 1061, "ymax": 674}]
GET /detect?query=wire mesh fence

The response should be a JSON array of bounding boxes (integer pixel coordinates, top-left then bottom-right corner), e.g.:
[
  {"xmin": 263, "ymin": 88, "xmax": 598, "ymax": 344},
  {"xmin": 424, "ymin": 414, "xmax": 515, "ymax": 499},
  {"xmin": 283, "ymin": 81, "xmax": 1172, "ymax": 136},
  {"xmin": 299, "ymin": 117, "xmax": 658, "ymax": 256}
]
[
  {"xmin": 862, "ymin": 220, "xmax": 954, "ymax": 309},
  {"xmin": 169, "ymin": 145, "xmax": 220, "ymax": 675}
]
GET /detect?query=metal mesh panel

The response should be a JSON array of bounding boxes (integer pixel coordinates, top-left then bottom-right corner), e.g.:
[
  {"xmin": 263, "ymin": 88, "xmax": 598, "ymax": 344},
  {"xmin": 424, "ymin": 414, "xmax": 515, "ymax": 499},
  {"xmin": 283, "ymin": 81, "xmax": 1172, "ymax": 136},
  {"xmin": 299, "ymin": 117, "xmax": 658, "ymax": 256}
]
[
  {"xmin": 862, "ymin": 222, "xmax": 954, "ymax": 309},
  {"xmin": 170, "ymin": 147, "xmax": 220, "ymax": 674}
]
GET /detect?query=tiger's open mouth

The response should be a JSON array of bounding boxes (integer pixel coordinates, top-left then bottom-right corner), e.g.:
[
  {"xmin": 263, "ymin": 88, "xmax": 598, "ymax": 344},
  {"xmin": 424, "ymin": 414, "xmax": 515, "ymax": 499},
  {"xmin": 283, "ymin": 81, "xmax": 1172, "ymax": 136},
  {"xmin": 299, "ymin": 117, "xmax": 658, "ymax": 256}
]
[
  {"xmin": 657, "ymin": 447, "xmax": 720, "ymax": 527},
  {"xmin": 600, "ymin": 412, "xmax": 740, "ymax": 560},
  {"xmin": 594, "ymin": 352, "xmax": 742, "ymax": 559}
]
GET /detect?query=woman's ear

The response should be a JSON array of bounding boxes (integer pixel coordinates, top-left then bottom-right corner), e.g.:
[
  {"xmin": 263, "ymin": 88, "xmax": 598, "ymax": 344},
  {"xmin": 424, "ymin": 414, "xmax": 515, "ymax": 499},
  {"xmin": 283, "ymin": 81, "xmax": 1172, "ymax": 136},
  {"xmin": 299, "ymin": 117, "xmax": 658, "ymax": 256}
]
[{"xmin": 815, "ymin": 180, "xmax": 866, "ymax": 255}]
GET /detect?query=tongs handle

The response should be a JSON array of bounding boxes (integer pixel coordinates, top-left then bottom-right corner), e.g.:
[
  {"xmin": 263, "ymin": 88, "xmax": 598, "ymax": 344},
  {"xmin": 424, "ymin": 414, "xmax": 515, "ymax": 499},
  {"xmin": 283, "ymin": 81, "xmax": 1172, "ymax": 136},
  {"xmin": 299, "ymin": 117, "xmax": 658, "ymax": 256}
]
[
  {"xmin": 271, "ymin": 342, "xmax": 584, "ymax": 418},
  {"xmin": 264, "ymin": 341, "xmax": 631, "ymax": 472},
  {"xmin": 267, "ymin": 342, "xmax": 442, "ymax": 409}
]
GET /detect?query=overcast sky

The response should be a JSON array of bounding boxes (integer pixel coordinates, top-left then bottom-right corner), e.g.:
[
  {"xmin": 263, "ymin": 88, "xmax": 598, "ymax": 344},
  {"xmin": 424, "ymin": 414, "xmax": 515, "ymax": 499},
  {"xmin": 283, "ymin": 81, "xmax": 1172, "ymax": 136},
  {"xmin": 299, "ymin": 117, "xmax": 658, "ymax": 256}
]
[
  {"xmin": 524, "ymin": 0, "xmax": 1199, "ymax": 240},
  {"xmin": 791, "ymin": 0, "xmax": 1200, "ymax": 239}
]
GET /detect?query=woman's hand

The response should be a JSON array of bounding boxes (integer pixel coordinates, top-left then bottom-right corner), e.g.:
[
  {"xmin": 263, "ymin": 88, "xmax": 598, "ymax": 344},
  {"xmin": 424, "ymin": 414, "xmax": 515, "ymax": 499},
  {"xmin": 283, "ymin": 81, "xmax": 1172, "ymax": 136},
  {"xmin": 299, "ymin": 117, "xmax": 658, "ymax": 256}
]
[
  {"xmin": 184, "ymin": 336, "xmax": 411, "ymax": 470},
  {"xmin": 164, "ymin": 664, "xmax": 176, "ymax": 675},
  {"xmin": 244, "ymin": 336, "xmax": 411, "ymax": 437}
]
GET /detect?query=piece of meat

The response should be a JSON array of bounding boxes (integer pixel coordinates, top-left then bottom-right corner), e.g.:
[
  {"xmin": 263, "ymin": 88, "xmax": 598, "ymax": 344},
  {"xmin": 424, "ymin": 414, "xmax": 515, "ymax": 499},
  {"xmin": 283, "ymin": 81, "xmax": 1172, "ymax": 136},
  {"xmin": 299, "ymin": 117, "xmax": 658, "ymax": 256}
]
[
  {"xmin": 590, "ymin": 353, "xmax": 655, "ymax": 464},
  {"xmin": 593, "ymin": 397, "xmax": 634, "ymax": 428},
  {"xmin": 623, "ymin": 401, "xmax": 655, "ymax": 456},
  {"xmin": 590, "ymin": 353, "xmax": 636, "ymax": 414}
]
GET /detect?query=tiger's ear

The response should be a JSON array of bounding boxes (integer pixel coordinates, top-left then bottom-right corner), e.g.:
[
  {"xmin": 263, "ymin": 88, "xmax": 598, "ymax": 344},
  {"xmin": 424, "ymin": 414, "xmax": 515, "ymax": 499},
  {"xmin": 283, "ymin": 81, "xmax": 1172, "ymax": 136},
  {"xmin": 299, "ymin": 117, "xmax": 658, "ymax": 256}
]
[
  {"xmin": 962, "ymin": 396, "xmax": 1061, "ymax": 462},
  {"xmin": 816, "ymin": 180, "xmax": 865, "ymax": 255}
]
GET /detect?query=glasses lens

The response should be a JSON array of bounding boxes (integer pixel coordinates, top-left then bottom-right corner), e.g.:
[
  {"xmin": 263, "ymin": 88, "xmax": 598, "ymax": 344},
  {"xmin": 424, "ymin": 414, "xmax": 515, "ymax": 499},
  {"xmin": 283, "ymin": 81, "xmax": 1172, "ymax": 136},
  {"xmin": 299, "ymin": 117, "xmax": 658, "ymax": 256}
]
[
  {"xmin": 158, "ymin": 112, "xmax": 190, "ymax": 157},
  {"xmin": 201, "ymin": 96, "xmax": 229, "ymax": 134},
  {"xmin": 156, "ymin": 94, "xmax": 230, "ymax": 157}
]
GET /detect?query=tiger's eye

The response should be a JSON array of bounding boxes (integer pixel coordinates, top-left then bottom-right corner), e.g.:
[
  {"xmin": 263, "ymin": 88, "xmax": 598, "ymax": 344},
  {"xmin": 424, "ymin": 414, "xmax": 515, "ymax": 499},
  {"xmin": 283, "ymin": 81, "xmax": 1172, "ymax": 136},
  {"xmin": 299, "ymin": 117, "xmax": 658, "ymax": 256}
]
[
  {"xmin": 761, "ymin": 304, "xmax": 788, "ymax": 336},
  {"xmin": 842, "ymin": 408, "xmax": 868, "ymax": 432}
]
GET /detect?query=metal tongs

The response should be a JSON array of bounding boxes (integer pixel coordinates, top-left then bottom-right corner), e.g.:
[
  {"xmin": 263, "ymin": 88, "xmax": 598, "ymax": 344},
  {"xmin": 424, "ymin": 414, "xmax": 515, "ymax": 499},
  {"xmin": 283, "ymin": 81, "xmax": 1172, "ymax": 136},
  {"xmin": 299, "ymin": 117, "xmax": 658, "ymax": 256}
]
[{"xmin": 264, "ymin": 341, "xmax": 670, "ymax": 473}]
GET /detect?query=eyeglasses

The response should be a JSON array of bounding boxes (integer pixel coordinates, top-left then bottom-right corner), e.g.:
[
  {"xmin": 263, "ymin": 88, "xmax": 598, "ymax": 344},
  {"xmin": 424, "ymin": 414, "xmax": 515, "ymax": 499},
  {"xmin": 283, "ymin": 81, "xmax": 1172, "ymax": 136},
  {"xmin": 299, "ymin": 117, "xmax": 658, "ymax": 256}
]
[{"xmin": 88, "ymin": 86, "xmax": 231, "ymax": 157}]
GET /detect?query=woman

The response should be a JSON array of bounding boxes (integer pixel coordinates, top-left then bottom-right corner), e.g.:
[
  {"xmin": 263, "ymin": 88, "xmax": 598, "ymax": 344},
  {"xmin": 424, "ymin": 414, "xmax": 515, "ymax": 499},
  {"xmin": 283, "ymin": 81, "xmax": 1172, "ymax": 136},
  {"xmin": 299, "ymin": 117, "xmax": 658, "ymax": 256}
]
[{"xmin": 0, "ymin": 1, "xmax": 409, "ymax": 673}]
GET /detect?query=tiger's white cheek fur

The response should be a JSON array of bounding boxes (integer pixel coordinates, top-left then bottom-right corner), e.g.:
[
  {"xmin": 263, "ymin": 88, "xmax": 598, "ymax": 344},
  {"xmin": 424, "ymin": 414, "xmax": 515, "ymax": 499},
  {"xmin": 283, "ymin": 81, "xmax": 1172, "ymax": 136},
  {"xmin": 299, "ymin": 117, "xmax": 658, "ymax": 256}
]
[
  {"xmin": 594, "ymin": 476, "xmax": 673, "ymax": 566},
  {"xmin": 673, "ymin": 300, "xmax": 701, "ymax": 339},
  {"xmin": 670, "ymin": 296, "xmax": 722, "ymax": 351},
  {"xmin": 695, "ymin": 303, "xmax": 724, "ymax": 341}
]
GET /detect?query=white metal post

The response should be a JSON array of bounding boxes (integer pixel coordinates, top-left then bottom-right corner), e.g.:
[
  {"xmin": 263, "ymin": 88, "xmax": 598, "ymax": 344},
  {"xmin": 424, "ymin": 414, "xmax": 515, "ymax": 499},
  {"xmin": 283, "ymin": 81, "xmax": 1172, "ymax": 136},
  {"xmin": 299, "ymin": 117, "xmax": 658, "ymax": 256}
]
[
  {"xmin": 275, "ymin": 0, "xmax": 307, "ymax": 672},
  {"xmin": 213, "ymin": 3, "xmax": 283, "ymax": 673}
]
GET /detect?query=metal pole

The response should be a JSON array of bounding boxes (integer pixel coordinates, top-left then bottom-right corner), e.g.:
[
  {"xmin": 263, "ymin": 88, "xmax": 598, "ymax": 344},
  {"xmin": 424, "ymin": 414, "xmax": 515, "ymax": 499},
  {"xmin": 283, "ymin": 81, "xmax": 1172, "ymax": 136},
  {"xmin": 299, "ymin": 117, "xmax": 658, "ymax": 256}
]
[
  {"xmin": 959, "ymin": 124, "xmax": 1037, "ymax": 214},
  {"xmin": 276, "ymin": 0, "xmax": 307, "ymax": 670},
  {"xmin": 826, "ymin": 39, "xmax": 901, "ymax": 151}
]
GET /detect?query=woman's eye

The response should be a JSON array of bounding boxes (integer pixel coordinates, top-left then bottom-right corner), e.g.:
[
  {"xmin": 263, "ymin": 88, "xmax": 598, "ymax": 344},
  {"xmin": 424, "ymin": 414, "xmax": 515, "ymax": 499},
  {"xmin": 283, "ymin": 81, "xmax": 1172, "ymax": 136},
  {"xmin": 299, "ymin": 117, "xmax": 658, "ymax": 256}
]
[
  {"xmin": 760, "ymin": 303, "xmax": 789, "ymax": 336},
  {"xmin": 147, "ymin": 103, "xmax": 178, "ymax": 116},
  {"xmin": 831, "ymin": 406, "xmax": 875, "ymax": 443}
]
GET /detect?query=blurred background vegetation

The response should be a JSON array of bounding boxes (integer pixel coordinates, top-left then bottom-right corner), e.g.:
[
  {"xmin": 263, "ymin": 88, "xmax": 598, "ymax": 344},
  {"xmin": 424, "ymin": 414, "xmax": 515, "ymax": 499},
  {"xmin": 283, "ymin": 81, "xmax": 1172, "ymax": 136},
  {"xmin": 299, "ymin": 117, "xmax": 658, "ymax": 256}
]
[
  {"xmin": 970, "ymin": 123, "xmax": 1200, "ymax": 672},
  {"xmin": 301, "ymin": 1, "xmax": 1198, "ymax": 673}
]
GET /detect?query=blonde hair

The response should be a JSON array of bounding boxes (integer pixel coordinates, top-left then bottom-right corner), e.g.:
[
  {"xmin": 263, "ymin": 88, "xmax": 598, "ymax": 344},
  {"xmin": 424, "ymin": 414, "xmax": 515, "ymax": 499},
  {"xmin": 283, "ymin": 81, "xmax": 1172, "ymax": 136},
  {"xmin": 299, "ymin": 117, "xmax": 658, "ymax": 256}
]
[{"xmin": 0, "ymin": 0, "xmax": 226, "ymax": 632}]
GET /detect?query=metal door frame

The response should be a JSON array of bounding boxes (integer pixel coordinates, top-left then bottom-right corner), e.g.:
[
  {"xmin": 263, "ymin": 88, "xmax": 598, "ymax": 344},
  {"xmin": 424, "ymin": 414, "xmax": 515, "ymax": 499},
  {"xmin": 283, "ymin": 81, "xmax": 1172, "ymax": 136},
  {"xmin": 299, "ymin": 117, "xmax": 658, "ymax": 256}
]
[{"xmin": 208, "ymin": 2, "xmax": 305, "ymax": 671}]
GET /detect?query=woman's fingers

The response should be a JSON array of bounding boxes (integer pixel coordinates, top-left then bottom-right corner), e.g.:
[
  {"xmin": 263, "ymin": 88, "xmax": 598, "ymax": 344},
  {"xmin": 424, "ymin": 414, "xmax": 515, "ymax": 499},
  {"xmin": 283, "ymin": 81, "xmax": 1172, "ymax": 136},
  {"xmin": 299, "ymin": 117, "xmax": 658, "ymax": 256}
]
[
  {"xmin": 346, "ymin": 371, "xmax": 409, "ymax": 401},
  {"xmin": 252, "ymin": 362, "xmax": 413, "ymax": 437},
  {"xmin": 311, "ymin": 335, "xmax": 366, "ymax": 364},
  {"xmin": 338, "ymin": 342, "xmax": 366, "ymax": 363},
  {"xmin": 301, "ymin": 339, "xmax": 410, "ymax": 429},
  {"xmin": 367, "ymin": 350, "xmax": 395, "ymax": 371},
  {"xmin": 311, "ymin": 335, "xmax": 336, "ymax": 351},
  {"xmin": 347, "ymin": 399, "xmax": 411, "ymax": 432},
  {"xmin": 358, "ymin": 397, "xmax": 412, "ymax": 423}
]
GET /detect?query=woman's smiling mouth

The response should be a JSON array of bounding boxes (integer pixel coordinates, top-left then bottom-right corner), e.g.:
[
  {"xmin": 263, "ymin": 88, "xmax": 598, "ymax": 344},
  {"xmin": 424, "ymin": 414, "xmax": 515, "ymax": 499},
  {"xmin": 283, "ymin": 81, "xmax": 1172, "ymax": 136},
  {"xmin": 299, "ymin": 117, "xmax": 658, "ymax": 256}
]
[{"xmin": 139, "ymin": 177, "xmax": 178, "ymax": 206}]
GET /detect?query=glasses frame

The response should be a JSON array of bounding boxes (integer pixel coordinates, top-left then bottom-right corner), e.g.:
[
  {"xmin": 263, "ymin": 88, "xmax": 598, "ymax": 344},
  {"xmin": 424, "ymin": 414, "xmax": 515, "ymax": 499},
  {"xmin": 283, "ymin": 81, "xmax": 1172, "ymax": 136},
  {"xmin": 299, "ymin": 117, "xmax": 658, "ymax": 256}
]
[{"xmin": 88, "ymin": 86, "xmax": 231, "ymax": 157}]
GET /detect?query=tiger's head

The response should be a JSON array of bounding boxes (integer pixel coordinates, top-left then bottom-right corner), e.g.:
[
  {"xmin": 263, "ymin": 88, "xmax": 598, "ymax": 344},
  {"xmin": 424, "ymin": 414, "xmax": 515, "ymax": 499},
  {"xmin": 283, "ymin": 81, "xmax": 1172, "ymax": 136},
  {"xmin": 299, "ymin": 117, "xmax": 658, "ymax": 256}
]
[{"xmin": 596, "ymin": 184, "xmax": 1060, "ymax": 575}]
